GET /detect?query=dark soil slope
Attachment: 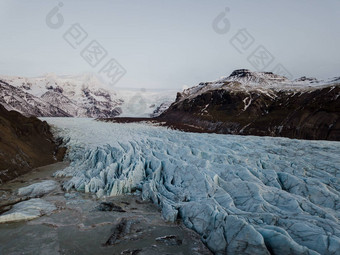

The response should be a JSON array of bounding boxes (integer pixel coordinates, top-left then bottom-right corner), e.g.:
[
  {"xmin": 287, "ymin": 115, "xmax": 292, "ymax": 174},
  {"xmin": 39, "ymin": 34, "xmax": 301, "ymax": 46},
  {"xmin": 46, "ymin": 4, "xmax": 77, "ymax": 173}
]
[{"xmin": 0, "ymin": 104, "xmax": 65, "ymax": 183}]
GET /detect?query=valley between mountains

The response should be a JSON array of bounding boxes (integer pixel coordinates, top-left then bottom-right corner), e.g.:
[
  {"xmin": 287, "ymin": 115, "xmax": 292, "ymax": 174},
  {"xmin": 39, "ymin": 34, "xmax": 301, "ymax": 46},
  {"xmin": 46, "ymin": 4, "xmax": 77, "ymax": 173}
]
[{"xmin": 0, "ymin": 69, "xmax": 339, "ymax": 255}]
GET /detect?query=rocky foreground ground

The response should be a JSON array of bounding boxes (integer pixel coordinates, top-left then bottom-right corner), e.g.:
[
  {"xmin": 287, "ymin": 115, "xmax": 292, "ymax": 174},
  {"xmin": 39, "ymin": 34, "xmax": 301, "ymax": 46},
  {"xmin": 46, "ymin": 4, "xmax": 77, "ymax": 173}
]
[{"xmin": 0, "ymin": 162, "xmax": 210, "ymax": 255}]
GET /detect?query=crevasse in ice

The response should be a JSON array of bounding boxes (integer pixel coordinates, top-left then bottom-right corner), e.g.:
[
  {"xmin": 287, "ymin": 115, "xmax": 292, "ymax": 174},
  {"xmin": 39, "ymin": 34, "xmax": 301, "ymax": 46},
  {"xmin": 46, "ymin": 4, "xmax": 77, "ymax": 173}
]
[{"xmin": 45, "ymin": 118, "xmax": 340, "ymax": 255}]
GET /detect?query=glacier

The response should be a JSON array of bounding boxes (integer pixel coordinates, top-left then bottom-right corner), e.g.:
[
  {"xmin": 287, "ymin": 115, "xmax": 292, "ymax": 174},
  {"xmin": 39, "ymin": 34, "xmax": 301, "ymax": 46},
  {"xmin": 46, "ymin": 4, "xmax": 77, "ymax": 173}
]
[{"xmin": 44, "ymin": 118, "xmax": 340, "ymax": 255}]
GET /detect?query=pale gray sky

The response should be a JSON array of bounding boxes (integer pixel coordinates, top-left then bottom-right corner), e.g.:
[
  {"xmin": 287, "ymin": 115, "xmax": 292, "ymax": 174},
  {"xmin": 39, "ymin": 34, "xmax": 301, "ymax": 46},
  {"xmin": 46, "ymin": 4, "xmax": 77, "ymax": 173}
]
[{"xmin": 0, "ymin": 0, "xmax": 339, "ymax": 90}]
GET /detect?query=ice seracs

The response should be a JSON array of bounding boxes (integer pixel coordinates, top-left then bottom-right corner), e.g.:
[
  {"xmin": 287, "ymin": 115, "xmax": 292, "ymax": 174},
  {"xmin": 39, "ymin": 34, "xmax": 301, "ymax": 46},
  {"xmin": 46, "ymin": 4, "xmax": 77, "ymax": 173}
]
[{"xmin": 45, "ymin": 118, "xmax": 340, "ymax": 255}]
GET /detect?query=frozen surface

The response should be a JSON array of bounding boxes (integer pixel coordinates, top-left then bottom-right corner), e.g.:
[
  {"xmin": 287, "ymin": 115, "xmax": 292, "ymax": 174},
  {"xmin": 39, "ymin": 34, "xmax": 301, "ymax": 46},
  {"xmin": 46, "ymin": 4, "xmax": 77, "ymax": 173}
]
[
  {"xmin": 18, "ymin": 180, "xmax": 58, "ymax": 198},
  {"xmin": 44, "ymin": 118, "xmax": 340, "ymax": 255},
  {"xmin": 0, "ymin": 198, "xmax": 56, "ymax": 223}
]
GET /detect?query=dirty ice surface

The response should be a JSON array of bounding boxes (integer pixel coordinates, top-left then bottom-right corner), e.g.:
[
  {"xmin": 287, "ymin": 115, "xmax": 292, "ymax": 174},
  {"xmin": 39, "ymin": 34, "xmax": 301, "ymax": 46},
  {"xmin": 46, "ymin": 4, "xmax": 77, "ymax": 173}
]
[{"xmin": 44, "ymin": 118, "xmax": 340, "ymax": 255}]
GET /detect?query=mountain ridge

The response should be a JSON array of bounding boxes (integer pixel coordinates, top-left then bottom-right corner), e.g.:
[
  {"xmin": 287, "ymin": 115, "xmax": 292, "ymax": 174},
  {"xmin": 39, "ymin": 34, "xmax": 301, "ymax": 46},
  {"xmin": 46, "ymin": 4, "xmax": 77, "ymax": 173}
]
[
  {"xmin": 0, "ymin": 73, "xmax": 175, "ymax": 118},
  {"xmin": 158, "ymin": 69, "xmax": 340, "ymax": 141}
]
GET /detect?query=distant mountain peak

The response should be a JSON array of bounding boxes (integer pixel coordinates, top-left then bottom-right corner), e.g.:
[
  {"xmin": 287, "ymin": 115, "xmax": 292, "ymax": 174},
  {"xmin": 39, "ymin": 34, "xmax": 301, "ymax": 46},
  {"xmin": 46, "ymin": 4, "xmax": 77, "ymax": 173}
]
[
  {"xmin": 179, "ymin": 69, "xmax": 340, "ymax": 103},
  {"xmin": 224, "ymin": 69, "xmax": 290, "ymax": 85},
  {"xmin": 228, "ymin": 69, "xmax": 257, "ymax": 78}
]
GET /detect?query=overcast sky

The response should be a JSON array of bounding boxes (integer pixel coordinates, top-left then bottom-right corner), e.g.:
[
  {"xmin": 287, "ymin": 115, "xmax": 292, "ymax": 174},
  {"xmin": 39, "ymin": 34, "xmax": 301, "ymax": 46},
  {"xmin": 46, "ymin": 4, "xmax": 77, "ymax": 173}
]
[{"xmin": 0, "ymin": 0, "xmax": 339, "ymax": 90}]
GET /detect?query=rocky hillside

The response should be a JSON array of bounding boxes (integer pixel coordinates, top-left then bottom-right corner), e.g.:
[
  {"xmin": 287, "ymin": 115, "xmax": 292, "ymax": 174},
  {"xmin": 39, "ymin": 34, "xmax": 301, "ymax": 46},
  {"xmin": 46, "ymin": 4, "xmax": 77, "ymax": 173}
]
[
  {"xmin": 159, "ymin": 69, "xmax": 340, "ymax": 141},
  {"xmin": 0, "ymin": 105, "xmax": 65, "ymax": 183}
]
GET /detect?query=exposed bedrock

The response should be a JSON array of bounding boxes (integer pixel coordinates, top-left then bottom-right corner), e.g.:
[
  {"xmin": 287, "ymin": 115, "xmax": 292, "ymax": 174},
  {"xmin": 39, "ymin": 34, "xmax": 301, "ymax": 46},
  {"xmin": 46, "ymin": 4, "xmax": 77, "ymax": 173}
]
[{"xmin": 158, "ymin": 84, "xmax": 340, "ymax": 141}]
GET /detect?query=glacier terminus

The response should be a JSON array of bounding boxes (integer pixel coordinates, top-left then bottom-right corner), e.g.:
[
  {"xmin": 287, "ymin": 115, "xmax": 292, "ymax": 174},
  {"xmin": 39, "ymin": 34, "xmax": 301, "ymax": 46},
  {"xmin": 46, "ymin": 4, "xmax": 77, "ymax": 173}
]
[{"xmin": 43, "ymin": 118, "xmax": 340, "ymax": 255}]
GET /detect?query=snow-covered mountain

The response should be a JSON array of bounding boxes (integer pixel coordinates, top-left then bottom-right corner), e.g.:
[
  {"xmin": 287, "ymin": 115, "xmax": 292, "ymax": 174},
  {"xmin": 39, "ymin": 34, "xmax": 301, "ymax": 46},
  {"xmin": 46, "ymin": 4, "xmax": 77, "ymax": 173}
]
[
  {"xmin": 0, "ymin": 80, "xmax": 70, "ymax": 117},
  {"xmin": 180, "ymin": 69, "xmax": 340, "ymax": 101},
  {"xmin": 159, "ymin": 69, "xmax": 340, "ymax": 140},
  {"xmin": 0, "ymin": 73, "xmax": 176, "ymax": 118},
  {"xmin": 115, "ymin": 89, "xmax": 176, "ymax": 118},
  {"xmin": 0, "ymin": 73, "xmax": 123, "ymax": 118}
]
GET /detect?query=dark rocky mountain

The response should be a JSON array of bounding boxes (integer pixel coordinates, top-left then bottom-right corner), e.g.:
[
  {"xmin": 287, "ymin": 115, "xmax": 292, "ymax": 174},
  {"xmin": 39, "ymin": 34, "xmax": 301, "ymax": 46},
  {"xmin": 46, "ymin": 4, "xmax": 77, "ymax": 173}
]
[
  {"xmin": 158, "ymin": 70, "xmax": 340, "ymax": 141},
  {"xmin": 0, "ymin": 104, "xmax": 65, "ymax": 183}
]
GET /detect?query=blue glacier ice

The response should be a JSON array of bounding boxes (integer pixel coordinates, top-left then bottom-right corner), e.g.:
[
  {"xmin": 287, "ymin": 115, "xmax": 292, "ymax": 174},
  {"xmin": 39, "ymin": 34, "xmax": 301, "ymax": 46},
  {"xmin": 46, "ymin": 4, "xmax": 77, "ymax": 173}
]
[{"xmin": 44, "ymin": 118, "xmax": 340, "ymax": 255}]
